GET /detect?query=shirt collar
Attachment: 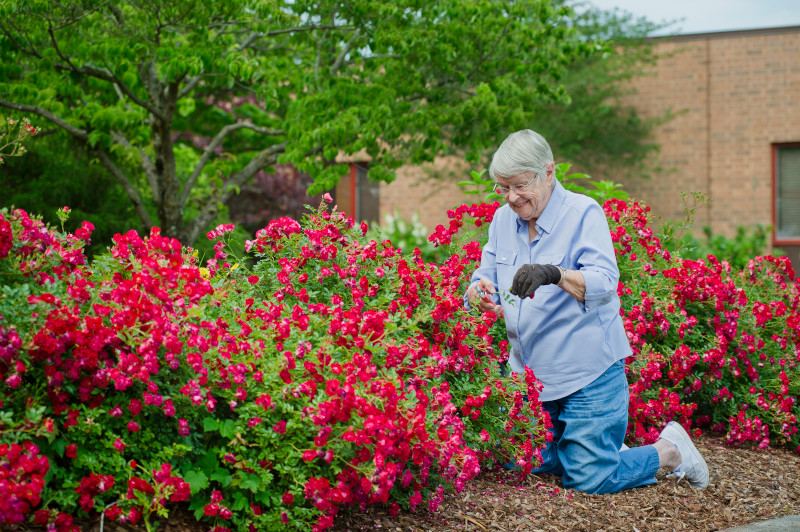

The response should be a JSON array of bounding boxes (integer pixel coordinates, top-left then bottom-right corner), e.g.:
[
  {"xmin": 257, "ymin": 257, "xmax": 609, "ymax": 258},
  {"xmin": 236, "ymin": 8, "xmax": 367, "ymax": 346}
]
[{"xmin": 513, "ymin": 179, "xmax": 566, "ymax": 235}]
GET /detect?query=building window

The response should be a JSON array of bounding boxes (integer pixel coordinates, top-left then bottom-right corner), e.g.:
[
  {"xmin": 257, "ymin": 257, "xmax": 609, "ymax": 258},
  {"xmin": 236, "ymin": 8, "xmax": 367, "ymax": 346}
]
[
  {"xmin": 330, "ymin": 163, "xmax": 380, "ymax": 224},
  {"xmin": 774, "ymin": 144, "xmax": 800, "ymax": 243}
]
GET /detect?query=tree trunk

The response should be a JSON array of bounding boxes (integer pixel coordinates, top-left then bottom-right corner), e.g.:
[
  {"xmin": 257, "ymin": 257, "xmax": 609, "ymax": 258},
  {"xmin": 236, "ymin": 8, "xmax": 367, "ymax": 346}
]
[{"xmin": 153, "ymin": 83, "xmax": 183, "ymax": 241}]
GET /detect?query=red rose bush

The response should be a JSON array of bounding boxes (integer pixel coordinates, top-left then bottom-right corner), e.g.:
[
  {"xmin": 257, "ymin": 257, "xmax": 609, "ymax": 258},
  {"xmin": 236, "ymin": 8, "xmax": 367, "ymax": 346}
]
[
  {"xmin": 1, "ymin": 195, "xmax": 798, "ymax": 531},
  {"xmin": 0, "ymin": 201, "xmax": 546, "ymax": 531},
  {"xmin": 604, "ymin": 199, "xmax": 798, "ymax": 451}
]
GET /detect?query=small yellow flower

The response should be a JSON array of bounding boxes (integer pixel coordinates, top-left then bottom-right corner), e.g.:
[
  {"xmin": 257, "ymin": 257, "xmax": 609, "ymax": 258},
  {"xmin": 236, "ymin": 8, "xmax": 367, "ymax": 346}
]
[{"xmin": 199, "ymin": 267, "xmax": 210, "ymax": 279}]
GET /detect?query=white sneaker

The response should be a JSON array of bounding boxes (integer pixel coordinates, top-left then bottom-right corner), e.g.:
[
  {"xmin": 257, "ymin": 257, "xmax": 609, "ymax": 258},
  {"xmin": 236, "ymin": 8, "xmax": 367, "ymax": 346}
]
[{"xmin": 659, "ymin": 421, "xmax": 709, "ymax": 489}]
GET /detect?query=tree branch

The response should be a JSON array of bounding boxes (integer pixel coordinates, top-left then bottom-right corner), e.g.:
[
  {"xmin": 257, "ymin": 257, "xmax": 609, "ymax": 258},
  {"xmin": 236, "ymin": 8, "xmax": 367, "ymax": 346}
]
[
  {"xmin": 178, "ymin": 75, "xmax": 202, "ymax": 99},
  {"xmin": 220, "ymin": 142, "xmax": 286, "ymax": 203},
  {"xmin": 330, "ymin": 28, "xmax": 361, "ymax": 75},
  {"xmin": 0, "ymin": 23, "xmax": 42, "ymax": 58},
  {"xmin": 52, "ymin": 61, "xmax": 165, "ymax": 120},
  {"xmin": 0, "ymin": 99, "xmax": 88, "ymax": 140},
  {"xmin": 45, "ymin": 22, "xmax": 165, "ymax": 120},
  {"xmin": 314, "ymin": 30, "xmax": 323, "ymax": 86},
  {"xmin": 237, "ymin": 31, "xmax": 262, "ymax": 52},
  {"xmin": 344, "ymin": 53, "xmax": 400, "ymax": 66},
  {"xmin": 139, "ymin": 61, "xmax": 162, "ymax": 109},
  {"xmin": 110, "ymin": 130, "xmax": 159, "ymax": 199},
  {"xmin": 49, "ymin": 2, "xmax": 109, "ymax": 32},
  {"xmin": 233, "ymin": 24, "xmax": 356, "ymax": 52},
  {"xmin": 94, "ymin": 148, "xmax": 154, "ymax": 229},
  {"xmin": 181, "ymin": 122, "xmax": 284, "ymax": 206},
  {"xmin": 183, "ymin": 142, "xmax": 286, "ymax": 244},
  {"xmin": 266, "ymin": 24, "xmax": 352, "ymax": 37}
]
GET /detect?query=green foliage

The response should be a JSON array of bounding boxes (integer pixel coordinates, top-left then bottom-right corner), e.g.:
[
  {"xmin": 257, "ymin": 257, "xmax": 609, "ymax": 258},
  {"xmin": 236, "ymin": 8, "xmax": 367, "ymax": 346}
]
[
  {"xmin": 607, "ymin": 198, "xmax": 799, "ymax": 450},
  {"xmin": 368, "ymin": 210, "xmax": 445, "ymax": 263},
  {"xmin": 0, "ymin": 0, "xmax": 596, "ymax": 244},
  {"xmin": 457, "ymin": 170, "xmax": 504, "ymax": 203},
  {"xmin": 667, "ymin": 225, "xmax": 782, "ymax": 271},
  {"xmin": 658, "ymin": 191, "xmax": 711, "ymax": 255},
  {"xmin": 657, "ymin": 191, "xmax": 782, "ymax": 270},
  {"xmin": 0, "ymin": 201, "xmax": 546, "ymax": 531},
  {"xmin": 531, "ymin": 2, "xmax": 673, "ymax": 179},
  {"xmin": 0, "ymin": 116, "xmax": 36, "ymax": 163},
  {"xmin": 0, "ymin": 132, "xmax": 139, "ymax": 257}
]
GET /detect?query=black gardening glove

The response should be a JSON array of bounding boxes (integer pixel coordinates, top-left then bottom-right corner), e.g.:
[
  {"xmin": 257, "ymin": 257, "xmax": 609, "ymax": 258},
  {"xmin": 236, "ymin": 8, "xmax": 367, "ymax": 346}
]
[{"xmin": 510, "ymin": 264, "xmax": 561, "ymax": 299}]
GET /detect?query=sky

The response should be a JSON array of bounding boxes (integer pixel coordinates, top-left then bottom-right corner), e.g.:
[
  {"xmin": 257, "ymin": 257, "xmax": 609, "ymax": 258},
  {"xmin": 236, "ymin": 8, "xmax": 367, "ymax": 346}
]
[{"xmin": 582, "ymin": 0, "xmax": 800, "ymax": 35}]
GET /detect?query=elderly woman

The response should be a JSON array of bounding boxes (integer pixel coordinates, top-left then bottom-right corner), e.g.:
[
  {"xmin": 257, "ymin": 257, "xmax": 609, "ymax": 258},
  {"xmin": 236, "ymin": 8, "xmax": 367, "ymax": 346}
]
[{"xmin": 466, "ymin": 129, "xmax": 708, "ymax": 494}]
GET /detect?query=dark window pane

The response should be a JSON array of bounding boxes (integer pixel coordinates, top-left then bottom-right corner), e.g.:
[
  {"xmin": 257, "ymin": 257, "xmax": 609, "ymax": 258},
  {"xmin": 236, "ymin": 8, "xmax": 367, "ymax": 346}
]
[{"xmin": 777, "ymin": 146, "xmax": 800, "ymax": 239}]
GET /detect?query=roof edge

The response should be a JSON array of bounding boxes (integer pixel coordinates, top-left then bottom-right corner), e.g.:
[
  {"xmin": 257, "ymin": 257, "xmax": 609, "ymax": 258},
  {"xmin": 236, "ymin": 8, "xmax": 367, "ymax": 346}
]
[{"xmin": 649, "ymin": 25, "xmax": 800, "ymax": 42}]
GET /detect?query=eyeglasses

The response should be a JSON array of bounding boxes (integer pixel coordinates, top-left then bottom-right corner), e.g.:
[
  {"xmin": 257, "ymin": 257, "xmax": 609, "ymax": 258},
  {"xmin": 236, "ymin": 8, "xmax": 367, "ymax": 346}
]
[{"xmin": 492, "ymin": 174, "xmax": 538, "ymax": 197}]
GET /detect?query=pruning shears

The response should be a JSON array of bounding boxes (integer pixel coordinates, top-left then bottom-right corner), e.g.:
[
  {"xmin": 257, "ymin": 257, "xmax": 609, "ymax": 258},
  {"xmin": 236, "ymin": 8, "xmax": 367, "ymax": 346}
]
[{"xmin": 475, "ymin": 282, "xmax": 504, "ymax": 318}]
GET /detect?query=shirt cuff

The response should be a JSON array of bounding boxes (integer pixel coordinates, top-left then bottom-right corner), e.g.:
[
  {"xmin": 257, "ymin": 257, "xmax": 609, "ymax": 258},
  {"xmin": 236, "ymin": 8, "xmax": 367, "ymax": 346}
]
[{"xmin": 581, "ymin": 270, "xmax": 616, "ymax": 312}]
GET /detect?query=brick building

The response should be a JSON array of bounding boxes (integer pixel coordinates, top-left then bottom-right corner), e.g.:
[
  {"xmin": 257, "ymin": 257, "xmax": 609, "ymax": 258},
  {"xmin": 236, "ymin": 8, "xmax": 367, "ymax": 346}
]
[
  {"xmin": 338, "ymin": 25, "xmax": 800, "ymax": 264},
  {"xmin": 616, "ymin": 25, "xmax": 800, "ymax": 265}
]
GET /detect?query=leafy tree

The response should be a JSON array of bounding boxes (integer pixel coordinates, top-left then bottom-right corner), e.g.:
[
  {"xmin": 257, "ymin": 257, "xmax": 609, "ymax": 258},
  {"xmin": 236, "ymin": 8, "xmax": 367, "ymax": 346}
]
[
  {"xmin": 530, "ymin": 2, "xmax": 674, "ymax": 179},
  {"xmin": 0, "ymin": 0, "xmax": 595, "ymax": 244},
  {"xmin": 0, "ymin": 131, "xmax": 138, "ymax": 257}
]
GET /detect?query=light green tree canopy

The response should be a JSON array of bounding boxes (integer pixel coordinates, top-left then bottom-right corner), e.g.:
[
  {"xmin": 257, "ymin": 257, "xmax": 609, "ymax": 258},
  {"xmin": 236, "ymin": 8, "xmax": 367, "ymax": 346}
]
[{"xmin": 0, "ymin": 0, "xmax": 595, "ymax": 243}]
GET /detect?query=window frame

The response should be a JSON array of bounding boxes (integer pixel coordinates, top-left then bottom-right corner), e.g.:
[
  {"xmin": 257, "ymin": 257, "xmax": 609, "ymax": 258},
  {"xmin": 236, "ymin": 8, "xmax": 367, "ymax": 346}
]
[{"xmin": 772, "ymin": 142, "xmax": 800, "ymax": 246}]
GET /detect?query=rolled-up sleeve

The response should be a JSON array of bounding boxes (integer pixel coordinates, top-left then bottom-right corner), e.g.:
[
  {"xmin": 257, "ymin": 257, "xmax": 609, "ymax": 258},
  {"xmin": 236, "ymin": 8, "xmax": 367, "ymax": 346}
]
[{"xmin": 575, "ymin": 203, "xmax": 619, "ymax": 312}]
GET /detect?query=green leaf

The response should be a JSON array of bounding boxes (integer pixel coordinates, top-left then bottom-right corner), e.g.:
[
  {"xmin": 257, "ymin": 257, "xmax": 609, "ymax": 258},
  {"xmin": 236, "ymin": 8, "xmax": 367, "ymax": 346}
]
[
  {"xmin": 87, "ymin": 130, "xmax": 103, "ymax": 148},
  {"xmin": 210, "ymin": 470, "xmax": 233, "ymax": 486},
  {"xmin": 232, "ymin": 492, "xmax": 249, "ymax": 511},
  {"xmin": 178, "ymin": 98, "xmax": 196, "ymax": 118},
  {"xmin": 183, "ymin": 470, "xmax": 209, "ymax": 495},
  {"xmin": 239, "ymin": 473, "xmax": 261, "ymax": 493},
  {"xmin": 203, "ymin": 417, "xmax": 219, "ymax": 432},
  {"xmin": 219, "ymin": 419, "xmax": 236, "ymax": 439}
]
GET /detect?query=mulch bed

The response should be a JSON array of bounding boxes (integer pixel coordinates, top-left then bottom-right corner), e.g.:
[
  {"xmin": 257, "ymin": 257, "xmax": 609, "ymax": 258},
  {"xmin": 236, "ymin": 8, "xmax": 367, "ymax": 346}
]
[{"xmin": 332, "ymin": 435, "xmax": 800, "ymax": 532}]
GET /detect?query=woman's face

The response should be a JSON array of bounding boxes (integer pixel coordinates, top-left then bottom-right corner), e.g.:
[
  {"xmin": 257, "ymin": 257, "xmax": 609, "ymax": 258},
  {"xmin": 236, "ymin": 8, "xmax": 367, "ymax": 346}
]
[{"xmin": 496, "ymin": 166, "xmax": 554, "ymax": 222}]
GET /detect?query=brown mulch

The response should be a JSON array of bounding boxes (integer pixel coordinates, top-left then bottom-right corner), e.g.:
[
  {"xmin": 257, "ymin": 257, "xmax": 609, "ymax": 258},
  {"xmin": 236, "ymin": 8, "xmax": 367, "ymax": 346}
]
[{"xmin": 332, "ymin": 436, "xmax": 800, "ymax": 532}]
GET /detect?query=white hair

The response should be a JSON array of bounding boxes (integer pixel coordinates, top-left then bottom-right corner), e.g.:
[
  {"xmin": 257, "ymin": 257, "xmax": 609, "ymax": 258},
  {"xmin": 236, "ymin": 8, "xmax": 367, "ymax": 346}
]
[{"xmin": 489, "ymin": 130, "xmax": 555, "ymax": 188}]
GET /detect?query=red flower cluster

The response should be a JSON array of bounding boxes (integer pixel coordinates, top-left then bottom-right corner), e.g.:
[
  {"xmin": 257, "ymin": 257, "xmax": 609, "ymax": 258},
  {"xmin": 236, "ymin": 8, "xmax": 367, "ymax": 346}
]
[
  {"xmin": 0, "ymin": 442, "xmax": 49, "ymax": 526},
  {"xmin": 428, "ymin": 202, "xmax": 500, "ymax": 247},
  {"xmin": 3, "ymin": 193, "xmax": 796, "ymax": 531},
  {"xmin": 227, "ymin": 200, "xmax": 546, "ymax": 530},
  {"xmin": 0, "ymin": 214, "xmax": 12, "ymax": 259},
  {"xmin": 604, "ymin": 199, "xmax": 799, "ymax": 450},
  {"xmin": 75, "ymin": 473, "xmax": 114, "ymax": 513}
]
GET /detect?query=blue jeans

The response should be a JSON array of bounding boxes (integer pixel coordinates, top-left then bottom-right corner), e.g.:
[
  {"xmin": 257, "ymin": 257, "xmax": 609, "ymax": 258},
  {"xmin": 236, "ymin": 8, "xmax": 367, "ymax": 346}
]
[{"xmin": 532, "ymin": 360, "xmax": 660, "ymax": 494}]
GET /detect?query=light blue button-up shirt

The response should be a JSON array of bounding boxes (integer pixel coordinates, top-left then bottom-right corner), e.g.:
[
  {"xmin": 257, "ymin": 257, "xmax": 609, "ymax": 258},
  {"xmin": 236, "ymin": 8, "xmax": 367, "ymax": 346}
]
[{"xmin": 467, "ymin": 179, "xmax": 631, "ymax": 402}]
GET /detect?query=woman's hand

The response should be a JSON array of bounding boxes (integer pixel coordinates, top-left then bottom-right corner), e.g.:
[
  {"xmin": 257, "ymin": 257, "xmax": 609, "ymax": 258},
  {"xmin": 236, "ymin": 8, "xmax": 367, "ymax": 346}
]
[
  {"xmin": 510, "ymin": 264, "xmax": 561, "ymax": 298},
  {"xmin": 467, "ymin": 278, "xmax": 503, "ymax": 317}
]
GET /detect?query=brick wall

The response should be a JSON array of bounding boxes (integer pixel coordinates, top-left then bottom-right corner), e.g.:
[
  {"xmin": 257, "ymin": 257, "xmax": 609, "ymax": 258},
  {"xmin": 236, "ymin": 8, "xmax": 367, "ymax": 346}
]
[
  {"xmin": 617, "ymin": 27, "xmax": 800, "ymax": 255},
  {"xmin": 378, "ymin": 156, "xmax": 479, "ymax": 233},
  {"xmin": 380, "ymin": 27, "xmax": 800, "ymax": 263}
]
